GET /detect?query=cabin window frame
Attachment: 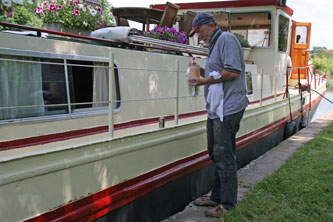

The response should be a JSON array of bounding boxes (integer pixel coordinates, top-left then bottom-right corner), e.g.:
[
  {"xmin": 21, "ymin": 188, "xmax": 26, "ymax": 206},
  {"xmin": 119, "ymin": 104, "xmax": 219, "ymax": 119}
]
[
  {"xmin": 0, "ymin": 47, "xmax": 121, "ymax": 124},
  {"xmin": 228, "ymin": 10, "xmax": 273, "ymax": 49},
  {"xmin": 190, "ymin": 9, "xmax": 272, "ymax": 49},
  {"xmin": 277, "ymin": 13, "xmax": 291, "ymax": 52}
]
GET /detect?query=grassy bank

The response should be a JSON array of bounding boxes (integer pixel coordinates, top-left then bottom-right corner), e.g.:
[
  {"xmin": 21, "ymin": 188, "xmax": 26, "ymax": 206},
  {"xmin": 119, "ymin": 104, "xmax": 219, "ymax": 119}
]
[
  {"xmin": 220, "ymin": 123, "xmax": 333, "ymax": 222},
  {"xmin": 327, "ymin": 76, "xmax": 333, "ymax": 92}
]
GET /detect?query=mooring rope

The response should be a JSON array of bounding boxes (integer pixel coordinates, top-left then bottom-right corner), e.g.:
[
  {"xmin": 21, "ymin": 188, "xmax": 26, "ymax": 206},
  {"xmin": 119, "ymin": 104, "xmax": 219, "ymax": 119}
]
[{"xmin": 311, "ymin": 89, "xmax": 333, "ymax": 104}]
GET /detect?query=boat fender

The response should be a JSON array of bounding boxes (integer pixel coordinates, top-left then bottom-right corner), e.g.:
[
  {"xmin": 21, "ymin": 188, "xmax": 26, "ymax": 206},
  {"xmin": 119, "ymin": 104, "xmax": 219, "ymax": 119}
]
[
  {"xmin": 300, "ymin": 112, "xmax": 309, "ymax": 129},
  {"xmin": 284, "ymin": 120, "xmax": 296, "ymax": 139},
  {"xmin": 91, "ymin": 26, "xmax": 134, "ymax": 42}
]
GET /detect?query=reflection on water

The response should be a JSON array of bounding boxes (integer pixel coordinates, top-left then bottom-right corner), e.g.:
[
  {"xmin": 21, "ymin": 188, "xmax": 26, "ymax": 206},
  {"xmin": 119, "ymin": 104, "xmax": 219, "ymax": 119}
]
[{"xmin": 311, "ymin": 92, "xmax": 333, "ymax": 121}]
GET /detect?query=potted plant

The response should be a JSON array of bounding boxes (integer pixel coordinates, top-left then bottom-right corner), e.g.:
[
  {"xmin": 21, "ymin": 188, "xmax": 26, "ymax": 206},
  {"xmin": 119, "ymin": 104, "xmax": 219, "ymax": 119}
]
[
  {"xmin": 144, "ymin": 26, "xmax": 187, "ymax": 44},
  {"xmin": 233, "ymin": 33, "xmax": 252, "ymax": 60},
  {"xmin": 35, "ymin": 0, "xmax": 105, "ymax": 34}
]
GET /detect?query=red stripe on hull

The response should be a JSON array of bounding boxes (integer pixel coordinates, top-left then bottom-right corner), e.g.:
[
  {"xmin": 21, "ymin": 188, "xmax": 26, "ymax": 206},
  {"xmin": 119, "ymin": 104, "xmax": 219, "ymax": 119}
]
[
  {"xmin": 249, "ymin": 93, "xmax": 284, "ymax": 105},
  {"xmin": 25, "ymin": 152, "xmax": 211, "ymax": 222},
  {"xmin": 0, "ymin": 111, "xmax": 207, "ymax": 151}
]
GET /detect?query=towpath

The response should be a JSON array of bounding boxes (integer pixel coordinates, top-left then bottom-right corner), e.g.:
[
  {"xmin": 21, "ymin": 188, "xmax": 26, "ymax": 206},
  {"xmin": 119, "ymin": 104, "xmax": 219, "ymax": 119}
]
[{"xmin": 162, "ymin": 109, "xmax": 333, "ymax": 222}]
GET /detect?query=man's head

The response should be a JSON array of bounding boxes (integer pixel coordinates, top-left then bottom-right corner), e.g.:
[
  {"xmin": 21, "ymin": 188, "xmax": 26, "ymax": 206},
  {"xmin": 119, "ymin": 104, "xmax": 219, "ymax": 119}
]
[{"xmin": 189, "ymin": 12, "xmax": 217, "ymax": 45}]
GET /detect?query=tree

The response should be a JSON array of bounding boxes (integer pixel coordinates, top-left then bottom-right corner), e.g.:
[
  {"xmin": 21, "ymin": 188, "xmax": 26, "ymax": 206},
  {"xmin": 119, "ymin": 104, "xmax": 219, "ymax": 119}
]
[
  {"xmin": 311, "ymin": 46, "xmax": 327, "ymax": 54},
  {"xmin": 311, "ymin": 48, "xmax": 333, "ymax": 74}
]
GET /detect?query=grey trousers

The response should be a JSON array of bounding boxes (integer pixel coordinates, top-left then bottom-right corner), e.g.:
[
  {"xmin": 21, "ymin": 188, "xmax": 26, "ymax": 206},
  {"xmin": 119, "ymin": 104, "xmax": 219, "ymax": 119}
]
[{"xmin": 207, "ymin": 110, "xmax": 244, "ymax": 210}]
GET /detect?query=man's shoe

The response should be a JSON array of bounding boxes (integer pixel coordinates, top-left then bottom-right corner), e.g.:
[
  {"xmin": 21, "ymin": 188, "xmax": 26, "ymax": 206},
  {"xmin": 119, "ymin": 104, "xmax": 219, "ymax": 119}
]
[
  {"xmin": 193, "ymin": 196, "xmax": 219, "ymax": 207},
  {"xmin": 205, "ymin": 205, "xmax": 228, "ymax": 218}
]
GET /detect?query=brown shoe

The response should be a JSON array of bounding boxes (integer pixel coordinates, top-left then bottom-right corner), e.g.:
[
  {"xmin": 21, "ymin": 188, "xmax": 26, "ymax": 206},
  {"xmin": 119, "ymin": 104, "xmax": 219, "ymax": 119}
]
[
  {"xmin": 193, "ymin": 196, "xmax": 219, "ymax": 207},
  {"xmin": 205, "ymin": 205, "xmax": 228, "ymax": 217}
]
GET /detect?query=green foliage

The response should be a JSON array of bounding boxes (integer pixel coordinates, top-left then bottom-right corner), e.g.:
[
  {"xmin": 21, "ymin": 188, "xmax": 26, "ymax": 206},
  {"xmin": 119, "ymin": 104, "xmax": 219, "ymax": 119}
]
[
  {"xmin": 0, "ymin": 0, "xmax": 43, "ymax": 30},
  {"xmin": 100, "ymin": 0, "xmax": 114, "ymax": 26},
  {"xmin": 311, "ymin": 46, "xmax": 327, "ymax": 54},
  {"xmin": 13, "ymin": 6, "xmax": 44, "ymax": 27},
  {"xmin": 311, "ymin": 49, "xmax": 333, "ymax": 75},
  {"xmin": 233, "ymin": 33, "xmax": 251, "ymax": 48},
  {"xmin": 220, "ymin": 123, "xmax": 333, "ymax": 222}
]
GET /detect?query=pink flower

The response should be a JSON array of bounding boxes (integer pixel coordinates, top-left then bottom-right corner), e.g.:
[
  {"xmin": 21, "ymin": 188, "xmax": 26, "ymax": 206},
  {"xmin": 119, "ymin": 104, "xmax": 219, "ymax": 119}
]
[
  {"xmin": 56, "ymin": 5, "xmax": 62, "ymax": 10},
  {"xmin": 72, "ymin": 9, "xmax": 80, "ymax": 15},
  {"xmin": 42, "ymin": 1, "xmax": 48, "ymax": 6},
  {"xmin": 36, "ymin": 6, "xmax": 43, "ymax": 13},
  {"xmin": 73, "ymin": 1, "xmax": 78, "ymax": 5},
  {"xmin": 49, "ymin": 4, "xmax": 56, "ymax": 12}
]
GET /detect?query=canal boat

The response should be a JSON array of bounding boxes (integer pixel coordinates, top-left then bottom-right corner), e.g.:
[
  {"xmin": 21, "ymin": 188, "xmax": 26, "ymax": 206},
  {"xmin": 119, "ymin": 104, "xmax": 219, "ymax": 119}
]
[{"xmin": 0, "ymin": 0, "xmax": 326, "ymax": 221}]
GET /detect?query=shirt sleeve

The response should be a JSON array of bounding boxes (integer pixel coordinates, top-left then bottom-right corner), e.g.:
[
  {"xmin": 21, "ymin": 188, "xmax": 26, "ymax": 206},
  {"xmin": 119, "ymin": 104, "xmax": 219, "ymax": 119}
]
[{"xmin": 219, "ymin": 33, "xmax": 243, "ymax": 74}]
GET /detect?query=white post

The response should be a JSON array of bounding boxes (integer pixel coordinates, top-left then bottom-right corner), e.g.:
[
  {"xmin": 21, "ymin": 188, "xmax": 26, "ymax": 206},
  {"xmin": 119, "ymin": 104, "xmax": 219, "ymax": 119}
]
[
  {"xmin": 109, "ymin": 51, "xmax": 115, "ymax": 138},
  {"xmin": 260, "ymin": 68, "xmax": 264, "ymax": 106},
  {"xmin": 175, "ymin": 60, "xmax": 180, "ymax": 125},
  {"xmin": 64, "ymin": 59, "xmax": 72, "ymax": 117},
  {"xmin": 274, "ymin": 65, "xmax": 278, "ymax": 102}
]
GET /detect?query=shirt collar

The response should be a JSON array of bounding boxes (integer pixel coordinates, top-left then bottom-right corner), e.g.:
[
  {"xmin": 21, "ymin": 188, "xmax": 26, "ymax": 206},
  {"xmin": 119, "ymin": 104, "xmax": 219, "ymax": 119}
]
[
  {"xmin": 208, "ymin": 28, "xmax": 223, "ymax": 55},
  {"xmin": 210, "ymin": 28, "xmax": 223, "ymax": 46}
]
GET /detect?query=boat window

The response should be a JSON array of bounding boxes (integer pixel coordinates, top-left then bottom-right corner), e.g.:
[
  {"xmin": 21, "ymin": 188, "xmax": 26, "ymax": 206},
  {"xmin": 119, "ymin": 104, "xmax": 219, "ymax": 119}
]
[
  {"xmin": 278, "ymin": 15, "xmax": 290, "ymax": 52},
  {"xmin": 212, "ymin": 11, "xmax": 229, "ymax": 31},
  {"xmin": 230, "ymin": 12, "xmax": 271, "ymax": 48},
  {"xmin": 41, "ymin": 58, "xmax": 69, "ymax": 115},
  {"xmin": 0, "ymin": 54, "xmax": 120, "ymax": 122},
  {"xmin": 0, "ymin": 55, "xmax": 64, "ymax": 120},
  {"xmin": 68, "ymin": 60, "xmax": 121, "ymax": 112},
  {"xmin": 295, "ymin": 26, "xmax": 308, "ymax": 44}
]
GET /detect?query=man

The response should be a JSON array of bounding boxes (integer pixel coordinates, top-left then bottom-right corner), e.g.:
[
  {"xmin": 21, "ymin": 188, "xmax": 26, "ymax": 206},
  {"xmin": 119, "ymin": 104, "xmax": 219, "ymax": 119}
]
[{"xmin": 188, "ymin": 12, "xmax": 249, "ymax": 217}]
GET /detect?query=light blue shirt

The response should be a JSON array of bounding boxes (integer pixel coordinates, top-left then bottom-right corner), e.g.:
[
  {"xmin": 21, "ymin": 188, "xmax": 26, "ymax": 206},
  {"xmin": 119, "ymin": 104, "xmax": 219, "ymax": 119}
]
[{"xmin": 204, "ymin": 29, "xmax": 249, "ymax": 118}]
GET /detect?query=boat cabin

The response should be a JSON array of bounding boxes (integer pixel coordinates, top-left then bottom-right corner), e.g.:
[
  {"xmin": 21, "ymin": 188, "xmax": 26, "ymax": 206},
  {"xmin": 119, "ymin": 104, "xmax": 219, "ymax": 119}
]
[{"xmin": 0, "ymin": 0, "xmax": 315, "ymax": 146}]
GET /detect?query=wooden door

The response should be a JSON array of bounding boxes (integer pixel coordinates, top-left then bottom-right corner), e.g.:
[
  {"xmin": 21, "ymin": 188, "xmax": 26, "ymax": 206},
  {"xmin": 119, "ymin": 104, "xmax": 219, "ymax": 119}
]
[{"xmin": 290, "ymin": 21, "xmax": 311, "ymax": 79}]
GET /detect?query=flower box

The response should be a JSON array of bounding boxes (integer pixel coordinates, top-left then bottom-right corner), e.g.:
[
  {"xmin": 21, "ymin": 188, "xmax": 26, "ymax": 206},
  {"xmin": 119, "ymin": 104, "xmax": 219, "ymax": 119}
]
[{"xmin": 36, "ymin": 0, "xmax": 103, "ymax": 32}]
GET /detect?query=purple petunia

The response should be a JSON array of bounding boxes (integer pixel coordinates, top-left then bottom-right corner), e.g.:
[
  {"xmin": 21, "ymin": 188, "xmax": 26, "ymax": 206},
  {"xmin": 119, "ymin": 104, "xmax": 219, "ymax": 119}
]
[{"xmin": 144, "ymin": 26, "xmax": 187, "ymax": 44}]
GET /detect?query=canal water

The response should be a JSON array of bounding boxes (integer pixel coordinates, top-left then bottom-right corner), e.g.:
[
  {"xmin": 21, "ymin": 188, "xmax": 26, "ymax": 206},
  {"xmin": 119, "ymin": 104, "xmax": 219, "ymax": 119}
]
[{"xmin": 311, "ymin": 91, "xmax": 333, "ymax": 121}]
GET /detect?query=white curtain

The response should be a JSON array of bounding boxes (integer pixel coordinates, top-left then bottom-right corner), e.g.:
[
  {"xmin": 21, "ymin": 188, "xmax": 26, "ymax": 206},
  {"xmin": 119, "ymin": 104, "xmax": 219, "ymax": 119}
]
[
  {"xmin": 0, "ymin": 57, "xmax": 44, "ymax": 120},
  {"xmin": 93, "ymin": 62, "xmax": 109, "ymax": 107}
]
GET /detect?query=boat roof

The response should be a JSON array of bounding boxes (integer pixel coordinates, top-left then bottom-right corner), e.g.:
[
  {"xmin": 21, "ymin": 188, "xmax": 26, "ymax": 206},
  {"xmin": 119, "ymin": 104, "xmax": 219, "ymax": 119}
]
[{"xmin": 151, "ymin": 0, "xmax": 293, "ymax": 15}]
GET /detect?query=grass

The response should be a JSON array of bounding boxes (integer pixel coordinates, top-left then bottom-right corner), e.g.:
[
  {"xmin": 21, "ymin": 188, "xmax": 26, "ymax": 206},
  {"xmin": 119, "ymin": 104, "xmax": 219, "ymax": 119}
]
[
  {"xmin": 220, "ymin": 123, "xmax": 333, "ymax": 222},
  {"xmin": 327, "ymin": 76, "xmax": 333, "ymax": 92}
]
